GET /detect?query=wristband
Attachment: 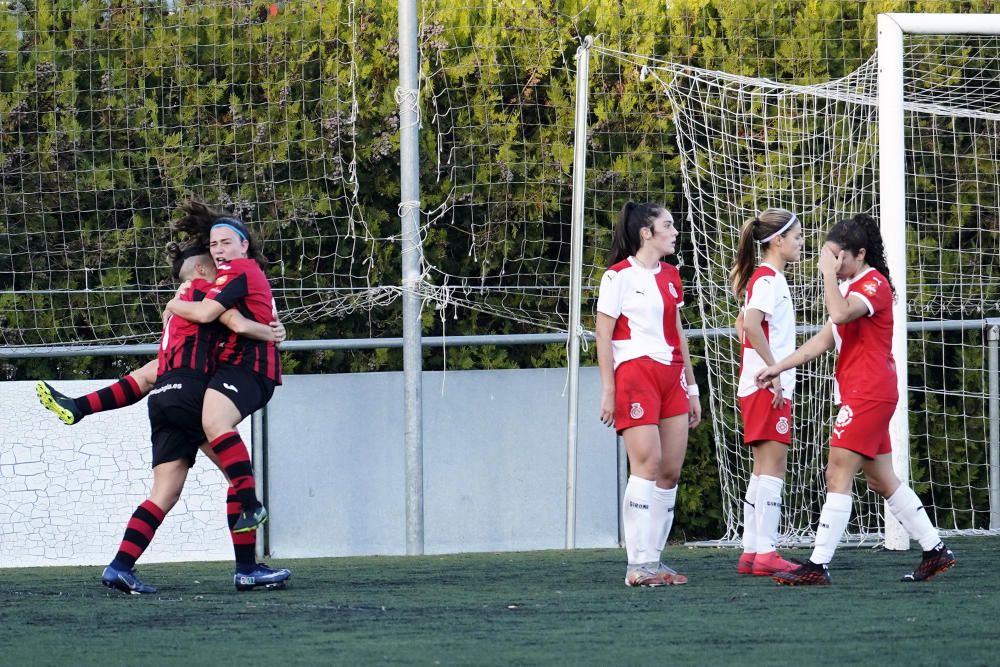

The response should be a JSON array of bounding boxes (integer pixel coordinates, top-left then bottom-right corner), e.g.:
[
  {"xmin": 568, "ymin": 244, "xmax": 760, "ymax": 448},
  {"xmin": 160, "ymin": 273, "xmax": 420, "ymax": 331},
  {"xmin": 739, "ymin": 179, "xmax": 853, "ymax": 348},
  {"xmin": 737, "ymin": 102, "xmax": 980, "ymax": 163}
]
[{"xmin": 687, "ymin": 384, "xmax": 700, "ymax": 397}]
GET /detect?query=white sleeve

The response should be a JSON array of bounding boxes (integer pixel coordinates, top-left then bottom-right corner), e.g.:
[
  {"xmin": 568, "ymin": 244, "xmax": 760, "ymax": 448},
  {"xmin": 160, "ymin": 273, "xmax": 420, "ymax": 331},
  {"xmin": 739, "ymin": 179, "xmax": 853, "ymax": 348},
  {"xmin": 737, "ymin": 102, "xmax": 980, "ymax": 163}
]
[
  {"xmin": 596, "ymin": 269, "xmax": 622, "ymax": 318},
  {"xmin": 745, "ymin": 275, "xmax": 776, "ymax": 315}
]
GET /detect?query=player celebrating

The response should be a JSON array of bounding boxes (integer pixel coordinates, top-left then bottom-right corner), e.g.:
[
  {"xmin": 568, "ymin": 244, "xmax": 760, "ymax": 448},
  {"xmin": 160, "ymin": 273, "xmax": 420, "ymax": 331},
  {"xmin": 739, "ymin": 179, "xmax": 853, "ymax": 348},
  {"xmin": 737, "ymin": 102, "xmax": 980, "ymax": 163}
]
[
  {"xmin": 730, "ymin": 209, "xmax": 802, "ymax": 577},
  {"xmin": 165, "ymin": 201, "xmax": 281, "ymax": 534},
  {"xmin": 102, "ymin": 243, "xmax": 291, "ymax": 594},
  {"xmin": 596, "ymin": 201, "xmax": 702, "ymax": 587},
  {"xmin": 757, "ymin": 213, "xmax": 956, "ymax": 585}
]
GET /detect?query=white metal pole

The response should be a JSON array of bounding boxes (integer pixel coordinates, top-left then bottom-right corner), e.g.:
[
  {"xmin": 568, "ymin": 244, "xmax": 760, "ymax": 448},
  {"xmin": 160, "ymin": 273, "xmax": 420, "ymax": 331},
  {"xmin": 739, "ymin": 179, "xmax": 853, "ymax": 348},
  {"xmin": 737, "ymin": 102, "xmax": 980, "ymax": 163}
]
[
  {"xmin": 399, "ymin": 0, "xmax": 424, "ymax": 555},
  {"xmin": 565, "ymin": 36, "xmax": 593, "ymax": 549},
  {"xmin": 877, "ymin": 13, "xmax": 909, "ymax": 551},
  {"xmin": 884, "ymin": 13, "xmax": 1000, "ymax": 34}
]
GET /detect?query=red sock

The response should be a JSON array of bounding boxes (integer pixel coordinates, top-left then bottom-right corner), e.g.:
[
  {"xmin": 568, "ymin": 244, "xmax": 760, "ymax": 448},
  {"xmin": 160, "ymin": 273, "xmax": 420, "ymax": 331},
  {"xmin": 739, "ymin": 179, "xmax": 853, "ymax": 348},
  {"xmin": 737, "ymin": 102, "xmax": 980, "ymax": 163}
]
[
  {"xmin": 227, "ymin": 486, "xmax": 257, "ymax": 571},
  {"xmin": 210, "ymin": 431, "xmax": 260, "ymax": 512},
  {"xmin": 76, "ymin": 375, "xmax": 143, "ymax": 416},
  {"xmin": 110, "ymin": 499, "xmax": 166, "ymax": 570}
]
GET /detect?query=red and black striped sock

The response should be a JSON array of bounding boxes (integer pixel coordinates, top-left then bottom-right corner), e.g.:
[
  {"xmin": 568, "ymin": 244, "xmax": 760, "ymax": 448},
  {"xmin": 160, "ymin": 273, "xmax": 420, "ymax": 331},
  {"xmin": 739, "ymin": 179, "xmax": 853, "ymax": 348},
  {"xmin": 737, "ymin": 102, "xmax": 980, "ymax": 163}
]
[
  {"xmin": 109, "ymin": 499, "xmax": 166, "ymax": 570},
  {"xmin": 227, "ymin": 487, "xmax": 257, "ymax": 574},
  {"xmin": 75, "ymin": 375, "xmax": 143, "ymax": 417},
  {"xmin": 210, "ymin": 431, "xmax": 261, "ymax": 512}
]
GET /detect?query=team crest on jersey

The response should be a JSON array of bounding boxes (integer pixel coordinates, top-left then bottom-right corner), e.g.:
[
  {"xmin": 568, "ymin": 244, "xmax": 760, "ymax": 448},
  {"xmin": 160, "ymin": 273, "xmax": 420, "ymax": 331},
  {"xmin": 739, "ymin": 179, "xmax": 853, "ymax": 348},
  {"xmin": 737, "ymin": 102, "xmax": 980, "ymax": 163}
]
[
  {"xmin": 215, "ymin": 275, "xmax": 228, "ymax": 285},
  {"xmin": 775, "ymin": 416, "xmax": 789, "ymax": 435},
  {"xmin": 630, "ymin": 402, "xmax": 644, "ymax": 419},
  {"xmin": 668, "ymin": 282, "xmax": 678, "ymax": 299},
  {"xmin": 835, "ymin": 405, "xmax": 854, "ymax": 428},
  {"xmin": 862, "ymin": 281, "xmax": 877, "ymax": 295}
]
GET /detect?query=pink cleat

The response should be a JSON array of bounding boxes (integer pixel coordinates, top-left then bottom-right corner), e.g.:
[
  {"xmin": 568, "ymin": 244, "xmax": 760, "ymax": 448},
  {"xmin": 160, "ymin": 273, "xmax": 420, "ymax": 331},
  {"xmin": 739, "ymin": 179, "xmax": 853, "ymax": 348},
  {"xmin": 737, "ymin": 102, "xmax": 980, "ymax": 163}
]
[
  {"xmin": 751, "ymin": 551, "xmax": 798, "ymax": 576},
  {"xmin": 737, "ymin": 552, "xmax": 756, "ymax": 575}
]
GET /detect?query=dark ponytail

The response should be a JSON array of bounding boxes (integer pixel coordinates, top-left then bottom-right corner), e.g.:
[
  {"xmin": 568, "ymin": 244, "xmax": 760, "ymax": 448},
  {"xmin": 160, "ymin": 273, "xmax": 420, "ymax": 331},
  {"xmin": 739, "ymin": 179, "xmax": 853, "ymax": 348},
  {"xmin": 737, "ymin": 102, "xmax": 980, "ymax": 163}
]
[
  {"xmin": 729, "ymin": 207, "xmax": 798, "ymax": 298},
  {"xmin": 165, "ymin": 241, "xmax": 211, "ymax": 281},
  {"xmin": 607, "ymin": 201, "xmax": 667, "ymax": 267},
  {"xmin": 173, "ymin": 199, "xmax": 268, "ymax": 269},
  {"xmin": 826, "ymin": 213, "xmax": 895, "ymax": 296}
]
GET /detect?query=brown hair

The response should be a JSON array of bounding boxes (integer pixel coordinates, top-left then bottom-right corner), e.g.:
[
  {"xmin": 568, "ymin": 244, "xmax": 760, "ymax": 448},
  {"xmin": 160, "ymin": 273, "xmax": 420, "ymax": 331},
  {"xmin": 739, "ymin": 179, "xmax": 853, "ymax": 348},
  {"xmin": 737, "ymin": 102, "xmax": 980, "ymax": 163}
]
[
  {"xmin": 173, "ymin": 199, "xmax": 267, "ymax": 269},
  {"xmin": 730, "ymin": 208, "xmax": 797, "ymax": 298}
]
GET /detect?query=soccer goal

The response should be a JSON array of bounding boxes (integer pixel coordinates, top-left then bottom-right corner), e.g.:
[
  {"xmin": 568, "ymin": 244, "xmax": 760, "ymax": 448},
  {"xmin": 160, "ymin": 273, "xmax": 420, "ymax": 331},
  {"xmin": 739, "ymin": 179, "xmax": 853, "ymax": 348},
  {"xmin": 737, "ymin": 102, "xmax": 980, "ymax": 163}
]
[{"xmin": 579, "ymin": 13, "xmax": 1000, "ymax": 547}]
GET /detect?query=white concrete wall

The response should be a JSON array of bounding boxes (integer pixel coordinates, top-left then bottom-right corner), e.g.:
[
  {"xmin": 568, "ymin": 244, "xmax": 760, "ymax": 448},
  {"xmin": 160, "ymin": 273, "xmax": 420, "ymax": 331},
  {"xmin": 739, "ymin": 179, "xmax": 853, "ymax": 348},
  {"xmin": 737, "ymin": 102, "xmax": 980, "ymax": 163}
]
[{"xmin": 0, "ymin": 380, "xmax": 248, "ymax": 567}]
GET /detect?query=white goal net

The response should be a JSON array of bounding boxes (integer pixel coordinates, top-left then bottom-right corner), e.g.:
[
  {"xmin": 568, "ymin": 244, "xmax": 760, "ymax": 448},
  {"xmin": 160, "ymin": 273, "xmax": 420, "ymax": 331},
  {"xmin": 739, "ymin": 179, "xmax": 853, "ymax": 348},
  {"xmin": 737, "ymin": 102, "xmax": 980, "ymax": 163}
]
[{"xmin": 589, "ymin": 26, "xmax": 1000, "ymax": 543}]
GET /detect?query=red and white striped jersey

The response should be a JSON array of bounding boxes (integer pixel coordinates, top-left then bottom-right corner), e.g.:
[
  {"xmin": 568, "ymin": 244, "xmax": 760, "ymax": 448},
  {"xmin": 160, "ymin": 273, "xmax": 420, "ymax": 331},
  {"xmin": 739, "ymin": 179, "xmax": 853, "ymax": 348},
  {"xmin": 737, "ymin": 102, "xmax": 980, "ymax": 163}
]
[
  {"xmin": 596, "ymin": 257, "xmax": 684, "ymax": 369},
  {"xmin": 738, "ymin": 264, "xmax": 796, "ymax": 398}
]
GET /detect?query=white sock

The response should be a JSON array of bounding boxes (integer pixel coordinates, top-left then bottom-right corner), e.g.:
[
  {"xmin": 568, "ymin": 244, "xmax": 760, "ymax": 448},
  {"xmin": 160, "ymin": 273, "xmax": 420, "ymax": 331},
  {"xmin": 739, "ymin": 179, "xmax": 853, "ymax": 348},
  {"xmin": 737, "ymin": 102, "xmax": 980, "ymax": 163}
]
[
  {"xmin": 743, "ymin": 473, "xmax": 760, "ymax": 554},
  {"xmin": 741, "ymin": 474, "xmax": 760, "ymax": 554},
  {"xmin": 886, "ymin": 485, "xmax": 942, "ymax": 551},
  {"xmin": 809, "ymin": 492, "xmax": 853, "ymax": 565},
  {"xmin": 754, "ymin": 475, "xmax": 784, "ymax": 555},
  {"xmin": 622, "ymin": 475, "xmax": 657, "ymax": 565},
  {"xmin": 652, "ymin": 485, "xmax": 677, "ymax": 553}
]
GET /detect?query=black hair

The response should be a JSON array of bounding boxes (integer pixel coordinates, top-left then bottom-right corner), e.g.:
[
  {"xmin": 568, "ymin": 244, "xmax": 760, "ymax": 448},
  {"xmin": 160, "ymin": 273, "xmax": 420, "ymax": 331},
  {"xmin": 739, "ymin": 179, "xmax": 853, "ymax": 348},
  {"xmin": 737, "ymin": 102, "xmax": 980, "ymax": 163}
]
[
  {"xmin": 607, "ymin": 201, "xmax": 668, "ymax": 267},
  {"xmin": 826, "ymin": 213, "xmax": 896, "ymax": 296},
  {"xmin": 173, "ymin": 199, "xmax": 267, "ymax": 269},
  {"xmin": 165, "ymin": 242, "xmax": 211, "ymax": 281}
]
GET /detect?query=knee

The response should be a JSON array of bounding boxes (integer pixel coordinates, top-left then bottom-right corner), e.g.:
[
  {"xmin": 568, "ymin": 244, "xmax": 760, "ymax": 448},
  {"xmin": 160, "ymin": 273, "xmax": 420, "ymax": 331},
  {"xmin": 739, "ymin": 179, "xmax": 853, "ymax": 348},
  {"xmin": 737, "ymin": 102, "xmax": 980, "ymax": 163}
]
[
  {"xmin": 657, "ymin": 468, "xmax": 681, "ymax": 488},
  {"xmin": 824, "ymin": 466, "xmax": 851, "ymax": 494}
]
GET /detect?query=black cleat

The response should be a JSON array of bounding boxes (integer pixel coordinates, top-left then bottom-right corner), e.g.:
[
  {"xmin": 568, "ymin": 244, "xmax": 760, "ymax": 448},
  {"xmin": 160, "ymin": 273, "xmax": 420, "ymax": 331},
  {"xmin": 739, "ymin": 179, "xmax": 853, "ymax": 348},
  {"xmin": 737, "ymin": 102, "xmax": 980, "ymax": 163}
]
[
  {"xmin": 232, "ymin": 504, "xmax": 268, "ymax": 533},
  {"xmin": 773, "ymin": 560, "xmax": 831, "ymax": 586},
  {"xmin": 36, "ymin": 381, "xmax": 83, "ymax": 425},
  {"xmin": 902, "ymin": 542, "xmax": 956, "ymax": 582}
]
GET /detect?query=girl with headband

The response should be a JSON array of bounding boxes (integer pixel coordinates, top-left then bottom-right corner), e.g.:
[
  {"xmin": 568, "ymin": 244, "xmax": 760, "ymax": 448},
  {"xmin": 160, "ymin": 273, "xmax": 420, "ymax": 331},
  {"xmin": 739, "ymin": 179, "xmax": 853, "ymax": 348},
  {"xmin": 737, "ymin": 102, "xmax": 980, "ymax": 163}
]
[
  {"xmin": 730, "ymin": 208, "xmax": 803, "ymax": 577},
  {"xmin": 166, "ymin": 201, "xmax": 281, "ymax": 551}
]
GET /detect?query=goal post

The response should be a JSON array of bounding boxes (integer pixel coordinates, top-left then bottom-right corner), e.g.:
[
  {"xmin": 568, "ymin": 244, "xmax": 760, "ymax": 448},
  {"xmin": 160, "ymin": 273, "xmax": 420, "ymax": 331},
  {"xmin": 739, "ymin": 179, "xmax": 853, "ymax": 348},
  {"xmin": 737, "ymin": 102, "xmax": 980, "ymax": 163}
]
[
  {"xmin": 878, "ymin": 12, "xmax": 1000, "ymax": 549},
  {"xmin": 581, "ymin": 12, "xmax": 1000, "ymax": 548}
]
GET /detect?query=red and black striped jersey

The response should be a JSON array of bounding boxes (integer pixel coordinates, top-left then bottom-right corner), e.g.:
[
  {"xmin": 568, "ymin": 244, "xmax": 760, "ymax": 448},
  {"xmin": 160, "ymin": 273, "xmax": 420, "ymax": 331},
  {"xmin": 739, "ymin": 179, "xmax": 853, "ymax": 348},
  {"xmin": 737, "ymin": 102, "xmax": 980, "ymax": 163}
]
[
  {"xmin": 206, "ymin": 257, "xmax": 282, "ymax": 384},
  {"xmin": 157, "ymin": 279, "xmax": 221, "ymax": 378}
]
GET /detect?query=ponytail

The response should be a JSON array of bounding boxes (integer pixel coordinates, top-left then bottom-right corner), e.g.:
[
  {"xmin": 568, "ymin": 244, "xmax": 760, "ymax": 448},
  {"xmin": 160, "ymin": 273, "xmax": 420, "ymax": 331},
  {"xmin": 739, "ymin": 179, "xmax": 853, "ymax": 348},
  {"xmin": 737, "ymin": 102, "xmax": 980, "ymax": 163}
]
[
  {"xmin": 729, "ymin": 208, "xmax": 798, "ymax": 298},
  {"xmin": 607, "ymin": 201, "xmax": 666, "ymax": 267}
]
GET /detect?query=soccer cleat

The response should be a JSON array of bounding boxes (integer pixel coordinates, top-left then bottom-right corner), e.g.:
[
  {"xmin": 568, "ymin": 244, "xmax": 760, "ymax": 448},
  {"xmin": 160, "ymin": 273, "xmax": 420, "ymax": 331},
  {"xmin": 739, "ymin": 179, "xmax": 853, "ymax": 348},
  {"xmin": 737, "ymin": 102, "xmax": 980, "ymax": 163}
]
[
  {"xmin": 772, "ymin": 560, "xmax": 831, "ymax": 586},
  {"xmin": 36, "ymin": 381, "xmax": 83, "ymax": 425},
  {"xmin": 625, "ymin": 563, "xmax": 665, "ymax": 587},
  {"xmin": 234, "ymin": 563, "xmax": 292, "ymax": 591},
  {"xmin": 737, "ymin": 552, "xmax": 756, "ymax": 575},
  {"xmin": 656, "ymin": 562, "xmax": 688, "ymax": 585},
  {"xmin": 232, "ymin": 505, "xmax": 268, "ymax": 533},
  {"xmin": 102, "ymin": 565, "xmax": 157, "ymax": 595},
  {"xmin": 901, "ymin": 542, "xmax": 956, "ymax": 582},
  {"xmin": 751, "ymin": 551, "xmax": 798, "ymax": 576}
]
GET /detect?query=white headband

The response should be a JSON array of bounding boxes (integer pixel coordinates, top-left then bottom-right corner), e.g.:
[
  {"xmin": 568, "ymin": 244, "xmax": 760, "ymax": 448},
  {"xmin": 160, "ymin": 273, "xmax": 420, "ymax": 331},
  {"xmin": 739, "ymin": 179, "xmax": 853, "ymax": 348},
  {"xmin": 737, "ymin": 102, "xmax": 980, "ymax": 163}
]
[{"xmin": 759, "ymin": 213, "xmax": 799, "ymax": 244}]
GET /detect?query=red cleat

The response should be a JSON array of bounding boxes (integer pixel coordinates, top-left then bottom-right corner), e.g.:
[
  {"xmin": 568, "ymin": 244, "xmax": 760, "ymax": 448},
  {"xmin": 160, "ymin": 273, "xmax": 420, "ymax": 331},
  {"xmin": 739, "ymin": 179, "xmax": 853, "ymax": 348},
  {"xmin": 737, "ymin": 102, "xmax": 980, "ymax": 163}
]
[
  {"xmin": 751, "ymin": 551, "xmax": 797, "ymax": 576},
  {"xmin": 737, "ymin": 552, "xmax": 756, "ymax": 575}
]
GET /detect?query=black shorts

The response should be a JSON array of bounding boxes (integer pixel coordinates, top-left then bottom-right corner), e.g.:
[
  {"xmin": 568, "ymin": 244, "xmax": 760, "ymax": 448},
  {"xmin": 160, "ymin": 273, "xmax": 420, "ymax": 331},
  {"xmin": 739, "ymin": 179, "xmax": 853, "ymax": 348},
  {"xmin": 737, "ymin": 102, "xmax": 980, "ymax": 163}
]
[
  {"xmin": 148, "ymin": 371, "xmax": 209, "ymax": 468},
  {"xmin": 207, "ymin": 364, "xmax": 276, "ymax": 420}
]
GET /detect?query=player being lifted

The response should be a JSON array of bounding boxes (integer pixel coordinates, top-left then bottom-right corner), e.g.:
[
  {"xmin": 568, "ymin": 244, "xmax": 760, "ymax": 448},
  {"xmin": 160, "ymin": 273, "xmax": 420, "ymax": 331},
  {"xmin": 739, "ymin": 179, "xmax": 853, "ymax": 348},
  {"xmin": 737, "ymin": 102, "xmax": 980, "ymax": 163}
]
[
  {"xmin": 100, "ymin": 242, "xmax": 290, "ymax": 594},
  {"xmin": 596, "ymin": 202, "xmax": 702, "ymax": 587},
  {"xmin": 730, "ymin": 209, "xmax": 803, "ymax": 577},
  {"xmin": 757, "ymin": 213, "xmax": 956, "ymax": 585}
]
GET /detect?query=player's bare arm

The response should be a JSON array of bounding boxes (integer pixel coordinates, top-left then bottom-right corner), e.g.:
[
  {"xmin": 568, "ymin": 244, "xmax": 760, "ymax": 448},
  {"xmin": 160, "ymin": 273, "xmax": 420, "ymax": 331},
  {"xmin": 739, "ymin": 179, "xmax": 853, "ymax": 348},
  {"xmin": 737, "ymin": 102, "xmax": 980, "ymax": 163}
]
[
  {"xmin": 676, "ymin": 309, "xmax": 701, "ymax": 429},
  {"xmin": 595, "ymin": 312, "xmax": 617, "ymax": 428},
  {"xmin": 166, "ymin": 295, "xmax": 226, "ymax": 324},
  {"xmin": 743, "ymin": 307, "xmax": 783, "ymax": 407},
  {"xmin": 756, "ymin": 320, "xmax": 835, "ymax": 385}
]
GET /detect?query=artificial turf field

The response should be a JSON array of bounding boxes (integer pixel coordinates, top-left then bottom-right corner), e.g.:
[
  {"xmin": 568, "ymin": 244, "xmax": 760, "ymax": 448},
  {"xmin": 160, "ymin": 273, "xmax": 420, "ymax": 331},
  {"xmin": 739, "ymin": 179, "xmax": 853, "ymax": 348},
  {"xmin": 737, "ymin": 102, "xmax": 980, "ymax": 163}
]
[{"xmin": 2, "ymin": 536, "xmax": 998, "ymax": 666}]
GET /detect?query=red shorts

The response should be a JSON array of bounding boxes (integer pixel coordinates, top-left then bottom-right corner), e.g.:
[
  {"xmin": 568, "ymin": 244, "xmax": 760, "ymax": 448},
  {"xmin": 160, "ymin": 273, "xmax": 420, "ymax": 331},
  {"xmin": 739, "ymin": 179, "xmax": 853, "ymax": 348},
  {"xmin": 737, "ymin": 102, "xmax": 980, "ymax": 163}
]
[
  {"xmin": 739, "ymin": 389, "xmax": 792, "ymax": 446},
  {"xmin": 613, "ymin": 357, "xmax": 689, "ymax": 433},
  {"xmin": 830, "ymin": 399, "xmax": 895, "ymax": 458}
]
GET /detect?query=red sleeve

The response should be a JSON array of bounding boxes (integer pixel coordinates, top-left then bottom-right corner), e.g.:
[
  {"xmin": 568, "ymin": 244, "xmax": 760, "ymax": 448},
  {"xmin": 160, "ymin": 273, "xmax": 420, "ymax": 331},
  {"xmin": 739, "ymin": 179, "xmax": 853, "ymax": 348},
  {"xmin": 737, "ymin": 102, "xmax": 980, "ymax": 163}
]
[{"xmin": 207, "ymin": 264, "xmax": 249, "ymax": 309}]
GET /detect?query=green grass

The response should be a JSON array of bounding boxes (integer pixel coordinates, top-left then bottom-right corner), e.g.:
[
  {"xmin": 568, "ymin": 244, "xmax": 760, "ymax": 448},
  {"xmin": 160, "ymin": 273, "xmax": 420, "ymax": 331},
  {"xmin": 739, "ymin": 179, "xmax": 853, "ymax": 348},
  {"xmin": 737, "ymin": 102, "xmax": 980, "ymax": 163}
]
[{"xmin": 3, "ymin": 537, "xmax": 999, "ymax": 666}]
